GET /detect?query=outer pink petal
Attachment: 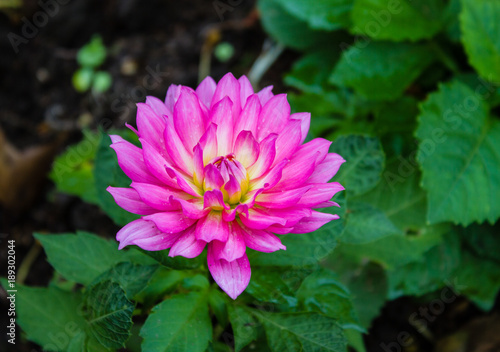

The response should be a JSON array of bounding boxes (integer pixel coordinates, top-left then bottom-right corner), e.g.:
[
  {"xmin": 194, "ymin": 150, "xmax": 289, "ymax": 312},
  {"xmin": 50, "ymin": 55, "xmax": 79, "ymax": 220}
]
[
  {"xmin": 140, "ymin": 138, "xmax": 178, "ymax": 188},
  {"xmin": 200, "ymin": 123, "xmax": 218, "ymax": 165},
  {"xmin": 207, "ymin": 246, "xmax": 251, "ymax": 300},
  {"xmin": 164, "ymin": 124, "xmax": 194, "ymax": 174},
  {"xmin": 106, "ymin": 187, "xmax": 157, "ymax": 215},
  {"xmin": 174, "ymin": 87, "xmax": 205, "ymax": 152},
  {"xmin": 256, "ymin": 85, "xmax": 274, "ymax": 105},
  {"xmin": 116, "ymin": 219, "xmax": 180, "ymax": 250},
  {"xmin": 136, "ymin": 103, "xmax": 167, "ymax": 155},
  {"xmin": 233, "ymin": 131, "xmax": 259, "ymax": 168},
  {"xmin": 196, "ymin": 76, "xmax": 217, "ymax": 109},
  {"xmin": 171, "ymin": 198, "xmax": 210, "ymax": 219},
  {"xmin": 297, "ymin": 182, "xmax": 345, "ymax": 207},
  {"xmin": 250, "ymin": 159, "xmax": 288, "ymax": 190},
  {"xmin": 131, "ymin": 182, "xmax": 187, "ymax": 211},
  {"xmin": 256, "ymin": 185, "xmax": 312, "ymax": 209},
  {"xmin": 274, "ymin": 151, "xmax": 320, "ymax": 190},
  {"xmin": 265, "ymin": 207, "xmax": 312, "ymax": 227},
  {"xmin": 238, "ymin": 75, "xmax": 254, "ymax": 106},
  {"xmin": 257, "ymin": 94, "xmax": 290, "ymax": 141},
  {"xmin": 247, "ymin": 133, "xmax": 277, "ymax": 179},
  {"xmin": 146, "ymin": 96, "xmax": 171, "ymax": 119},
  {"xmin": 211, "ymin": 97, "xmax": 234, "ymax": 156},
  {"xmin": 169, "ymin": 226, "xmax": 207, "ymax": 258},
  {"xmin": 290, "ymin": 112, "xmax": 311, "ymax": 144},
  {"xmin": 239, "ymin": 208, "xmax": 287, "ymax": 230},
  {"xmin": 296, "ymin": 138, "xmax": 332, "ymax": 166},
  {"xmin": 265, "ymin": 225, "xmax": 294, "ymax": 235},
  {"xmin": 211, "ymin": 223, "xmax": 246, "ymax": 262},
  {"xmin": 272, "ymin": 119, "xmax": 302, "ymax": 167},
  {"xmin": 291, "ymin": 211, "xmax": 339, "ymax": 234},
  {"xmin": 110, "ymin": 136, "xmax": 160, "ymax": 184},
  {"xmin": 195, "ymin": 211, "xmax": 229, "ymax": 242},
  {"xmin": 233, "ymin": 94, "xmax": 261, "ymax": 142},
  {"xmin": 211, "ymin": 72, "xmax": 241, "ymax": 120},
  {"xmin": 143, "ymin": 211, "xmax": 197, "ymax": 234},
  {"xmin": 165, "ymin": 84, "xmax": 182, "ymax": 112},
  {"xmin": 237, "ymin": 222, "xmax": 286, "ymax": 253},
  {"xmin": 307, "ymin": 153, "xmax": 346, "ymax": 183}
]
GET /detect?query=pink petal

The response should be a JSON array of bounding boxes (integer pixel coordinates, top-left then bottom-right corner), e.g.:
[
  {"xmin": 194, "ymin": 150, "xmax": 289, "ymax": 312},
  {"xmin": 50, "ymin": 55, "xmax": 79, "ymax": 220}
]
[
  {"xmin": 165, "ymin": 84, "xmax": 182, "ymax": 112},
  {"xmin": 171, "ymin": 198, "xmax": 210, "ymax": 219},
  {"xmin": 256, "ymin": 85, "xmax": 274, "ymax": 105},
  {"xmin": 211, "ymin": 223, "xmax": 246, "ymax": 262},
  {"xmin": 307, "ymin": 153, "xmax": 346, "ymax": 183},
  {"xmin": 131, "ymin": 182, "xmax": 187, "ymax": 211},
  {"xmin": 199, "ymin": 123, "xmax": 218, "ymax": 165},
  {"xmin": 116, "ymin": 219, "xmax": 180, "ymax": 250},
  {"xmin": 291, "ymin": 211, "xmax": 339, "ymax": 234},
  {"xmin": 265, "ymin": 207, "xmax": 312, "ymax": 227},
  {"xmin": 164, "ymin": 124, "xmax": 194, "ymax": 174},
  {"xmin": 256, "ymin": 185, "xmax": 312, "ymax": 209},
  {"xmin": 275, "ymin": 151, "xmax": 321, "ymax": 190},
  {"xmin": 211, "ymin": 97, "xmax": 234, "ymax": 156},
  {"xmin": 297, "ymin": 182, "xmax": 345, "ymax": 207},
  {"xmin": 265, "ymin": 225, "xmax": 294, "ymax": 234},
  {"xmin": 239, "ymin": 208, "xmax": 287, "ymax": 230},
  {"xmin": 174, "ymin": 87, "xmax": 206, "ymax": 152},
  {"xmin": 233, "ymin": 94, "xmax": 261, "ymax": 142},
  {"xmin": 136, "ymin": 103, "xmax": 167, "ymax": 155},
  {"xmin": 140, "ymin": 138, "xmax": 178, "ymax": 188},
  {"xmin": 143, "ymin": 211, "xmax": 197, "ymax": 234},
  {"xmin": 224, "ymin": 175, "xmax": 242, "ymax": 204},
  {"xmin": 222, "ymin": 204, "xmax": 248, "ymax": 222},
  {"xmin": 106, "ymin": 187, "xmax": 157, "ymax": 215},
  {"xmin": 272, "ymin": 119, "xmax": 302, "ymax": 167},
  {"xmin": 296, "ymin": 138, "xmax": 332, "ymax": 166},
  {"xmin": 237, "ymin": 222, "xmax": 286, "ymax": 253},
  {"xmin": 211, "ymin": 72, "xmax": 241, "ymax": 120},
  {"xmin": 250, "ymin": 159, "xmax": 288, "ymax": 190},
  {"xmin": 204, "ymin": 164, "xmax": 225, "ymax": 190},
  {"xmin": 165, "ymin": 166, "xmax": 203, "ymax": 197},
  {"xmin": 195, "ymin": 211, "xmax": 229, "ymax": 242},
  {"xmin": 169, "ymin": 226, "xmax": 206, "ymax": 258},
  {"xmin": 193, "ymin": 144, "xmax": 205, "ymax": 186},
  {"xmin": 146, "ymin": 96, "xmax": 171, "ymax": 119},
  {"xmin": 247, "ymin": 133, "xmax": 277, "ymax": 179},
  {"xmin": 238, "ymin": 75, "xmax": 254, "ymax": 106},
  {"xmin": 110, "ymin": 135, "xmax": 160, "ymax": 184},
  {"xmin": 290, "ymin": 112, "xmax": 311, "ymax": 144},
  {"xmin": 204, "ymin": 189, "xmax": 229, "ymax": 210},
  {"xmin": 257, "ymin": 94, "xmax": 290, "ymax": 141},
  {"xmin": 233, "ymin": 131, "xmax": 259, "ymax": 168},
  {"xmin": 196, "ymin": 76, "xmax": 217, "ymax": 109},
  {"xmin": 207, "ymin": 246, "xmax": 251, "ymax": 300}
]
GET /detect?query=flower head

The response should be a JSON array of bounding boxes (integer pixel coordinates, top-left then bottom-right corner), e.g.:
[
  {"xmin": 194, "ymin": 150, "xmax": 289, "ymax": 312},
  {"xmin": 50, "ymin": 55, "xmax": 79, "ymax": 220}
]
[{"xmin": 108, "ymin": 73, "xmax": 345, "ymax": 299}]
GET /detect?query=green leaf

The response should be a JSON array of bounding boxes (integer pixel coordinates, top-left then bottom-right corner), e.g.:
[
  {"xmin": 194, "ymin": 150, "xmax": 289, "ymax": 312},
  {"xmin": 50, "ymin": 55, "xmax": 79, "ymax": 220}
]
[
  {"xmin": 8, "ymin": 283, "xmax": 87, "ymax": 351},
  {"xmin": 330, "ymin": 42, "xmax": 434, "ymax": 101},
  {"xmin": 274, "ymin": 0, "xmax": 353, "ymax": 30},
  {"xmin": 297, "ymin": 269, "xmax": 360, "ymax": 327},
  {"xmin": 49, "ymin": 130, "xmax": 100, "ymax": 204},
  {"xmin": 246, "ymin": 268, "xmax": 298, "ymax": 307},
  {"xmin": 94, "ymin": 131, "xmax": 141, "ymax": 226},
  {"xmin": 92, "ymin": 262, "xmax": 157, "ymax": 299},
  {"xmin": 72, "ymin": 67, "xmax": 94, "ymax": 93},
  {"xmin": 35, "ymin": 231, "xmax": 153, "ymax": 285},
  {"xmin": 351, "ymin": 0, "xmax": 446, "ymax": 41},
  {"xmin": 134, "ymin": 267, "xmax": 185, "ymax": 305},
  {"xmin": 459, "ymin": 223, "xmax": 500, "ymax": 264},
  {"xmin": 257, "ymin": 0, "xmax": 333, "ymax": 50},
  {"xmin": 342, "ymin": 202, "xmax": 402, "ymax": 244},
  {"xmin": 141, "ymin": 247, "xmax": 205, "ymax": 270},
  {"xmin": 92, "ymin": 71, "xmax": 112, "ymax": 93},
  {"xmin": 331, "ymin": 135, "xmax": 385, "ymax": 196},
  {"xmin": 209, "ymin": 287, "xmax": 229, "ymax": 328},
  {"xmin": 460, "ymin": 0, "xmax": 500, "ymax": 82},
  {"xmin": 415, "ymin": 80, "xmax": 500, "ymax": 225},
  {"xmin": 77, "ymin": 35, "xmax": 107, "ymax": 68},
  {"xmin": 141, "ymin": 291, "xmax": 212, "ymax": 352},
  {"xmin": 84, "ymin": 280, "xmax": 134, "ymax": 349},
  {"xmin": 228, "ymin": 305, "xmax": 259, "ymax": 352},
  {"xmin": 256, "ymin": 311, "xmax": 347, "ymax": 352}
]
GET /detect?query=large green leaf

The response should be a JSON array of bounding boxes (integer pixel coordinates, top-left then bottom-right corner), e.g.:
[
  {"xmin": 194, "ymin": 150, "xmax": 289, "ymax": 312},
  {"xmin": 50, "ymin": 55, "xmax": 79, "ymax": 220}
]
[
  {"xmin": 331, "ymin": 135, "xmax": 385, "ymax": 196},
  {"xmin": 8, "ymin": 283, "xmax": 87, "ymax": 351},
  {"xmin": 94, "ymin": 131, "xmax": 140, "ymax": 226},
  {"xmin": 256, "ymin": 311, "xmax": 347, "ymax": 352},
  {"xmin": 84, "ymin": 280, "xmax": 134, "ymax": 349},
  {"xmin": 416, "ymin": 80, "xmax": 500, "ymax": 225},
  {"xmin": 330, "ymin": 42, "xmax": 433, "ymax": 101},
  {"xmin": 459, "ymin": 223, "xmax": 500, "ymax": 264},
  {"xmin": 274, "ymin": 0, "xmax": 353, "ymax": 31},
  {"xmin": 246, "ymin": 268, "xmax": 298, "ymax": 307},
  {"xmin": 257, "ymin": 0, "xmax": 333, "ymax": 50},
  {"xmin": 460, "ymin": 0, "xmax": 500, "ymax": 82},
  {"xmin": 140, "ymin": 291, "xmax": 212, "ymax": 352},
  {"xmin": 35, "ymin": 231, "xmax": 154, "ymax": 285},
  {"xmin": 228, "ymin": 305, "xmax": 259, "ymax": 352},
  {"xmin": 351, "ymin": 0, "xmax": 446, "ymax": 41}
]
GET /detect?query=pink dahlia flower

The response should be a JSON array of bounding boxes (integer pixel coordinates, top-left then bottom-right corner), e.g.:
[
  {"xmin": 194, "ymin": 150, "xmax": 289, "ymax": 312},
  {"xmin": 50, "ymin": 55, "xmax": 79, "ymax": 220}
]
[{"xmin": 108, "ymin": 73, "xmax": 345, "ymax": 299}]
